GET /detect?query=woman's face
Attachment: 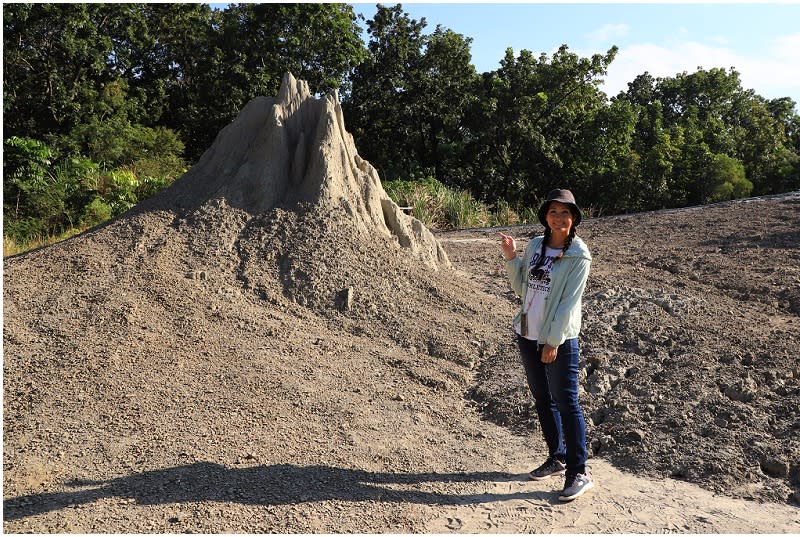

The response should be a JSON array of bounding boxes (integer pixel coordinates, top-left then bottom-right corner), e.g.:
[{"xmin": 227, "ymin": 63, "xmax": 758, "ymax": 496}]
[{"xmin": 546, "ymin": 201, "xmax": 574, "ymax": 235}]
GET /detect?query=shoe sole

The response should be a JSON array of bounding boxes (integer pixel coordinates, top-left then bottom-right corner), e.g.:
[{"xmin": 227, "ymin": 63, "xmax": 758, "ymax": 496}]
[
  {"xmin": 528, "ymin": 469, "xmax": 566, "ymax": 481},
  {"xmin": 558, "ymin": 480, "xmax": 594, "ymax": 501}
]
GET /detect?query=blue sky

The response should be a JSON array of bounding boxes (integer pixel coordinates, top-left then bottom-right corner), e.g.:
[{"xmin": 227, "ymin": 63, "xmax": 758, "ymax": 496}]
[{"xmin": 351, "ymin": 2, "xmax": 800, "ymax": 107}]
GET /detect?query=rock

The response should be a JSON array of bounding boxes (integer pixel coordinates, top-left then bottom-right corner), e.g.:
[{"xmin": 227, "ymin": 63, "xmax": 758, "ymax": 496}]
[
  {"xmin": 587, "ymin": 373, "xmax": 613, "ymax": 395},
  {"xmin": 336, "ymin": 287, "xmax": 354, "ymax": 311},
  {"xmin": 185, "ymin": 270, "xmax": 208, "ymax": 280},
  {"xmin": 672, "ymin": 466, "xmax": 689, "ymax": 478},
  {"xmin": 791, "ymin": 469, "xmax": 800, "ymax": 486},
  {"xmin": 760, "ymin": 458, "xmax": 790, "ymax": 478},
  {"xmin": 587, "ymin": 353, "xmax": 607, "ymax": 366},
  {"xmin": 628, "ymin": 429, "xmax": 647, "ymax": 442},
  {"xmin": 723, "ymin": 377, "xmax": 758, "ymax": 403}
]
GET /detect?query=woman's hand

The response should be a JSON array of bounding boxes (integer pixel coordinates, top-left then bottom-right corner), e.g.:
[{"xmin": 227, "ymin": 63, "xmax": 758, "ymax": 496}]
[
  {"xmin": 498, "ymin": 232, "xmax": 517, "ymax": 261},
  {"xmin": 541, "ymin": 344, "xmax": 558, "ymax": 363}
]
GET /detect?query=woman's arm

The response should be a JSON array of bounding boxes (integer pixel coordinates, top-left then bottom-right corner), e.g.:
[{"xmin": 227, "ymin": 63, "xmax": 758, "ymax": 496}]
[{"xmin": 504, "ymin": 236, "xmax": 540, "ymax": 297}]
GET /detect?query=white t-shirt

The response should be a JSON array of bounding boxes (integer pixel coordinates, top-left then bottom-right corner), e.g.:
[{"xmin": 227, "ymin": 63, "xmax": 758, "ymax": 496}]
[{"xmin": 515, "ymin": 246, "xmax": 563, "ymax": 340}]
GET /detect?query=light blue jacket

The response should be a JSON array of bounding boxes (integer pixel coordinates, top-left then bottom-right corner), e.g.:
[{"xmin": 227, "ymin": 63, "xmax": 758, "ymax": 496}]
[{"xmin": 505, "ymin": 235, "xmax": 592, "ymax": 348}]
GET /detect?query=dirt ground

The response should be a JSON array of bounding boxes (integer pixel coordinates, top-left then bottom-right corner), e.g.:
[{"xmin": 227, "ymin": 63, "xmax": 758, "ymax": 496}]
[{"xmin": 3, "ymin": 190, "xmax": 800, "ymax": 533}]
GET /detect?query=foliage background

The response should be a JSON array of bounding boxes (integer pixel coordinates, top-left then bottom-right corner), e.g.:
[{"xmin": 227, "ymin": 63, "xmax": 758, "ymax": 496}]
[{"xmin": 4, "ymin": 3, "xmax": 799, "ymax": 253}]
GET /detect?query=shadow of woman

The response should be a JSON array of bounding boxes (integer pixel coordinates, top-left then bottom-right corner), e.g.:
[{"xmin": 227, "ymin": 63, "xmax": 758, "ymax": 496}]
[{"xmin": 4, "ymin": 462, "xmax": 553, "ymax": 521}]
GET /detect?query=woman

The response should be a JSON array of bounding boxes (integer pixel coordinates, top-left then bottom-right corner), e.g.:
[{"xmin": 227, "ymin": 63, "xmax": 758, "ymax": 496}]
[{"xmin": 499, "ymin": 188, "xmax": 593, "ymax": 502}]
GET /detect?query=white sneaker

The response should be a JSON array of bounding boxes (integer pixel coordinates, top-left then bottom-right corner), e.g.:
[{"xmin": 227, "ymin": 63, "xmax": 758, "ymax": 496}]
[{"xmin": 559, "ymin": 472, "xmax": 594, "ymax": 501}]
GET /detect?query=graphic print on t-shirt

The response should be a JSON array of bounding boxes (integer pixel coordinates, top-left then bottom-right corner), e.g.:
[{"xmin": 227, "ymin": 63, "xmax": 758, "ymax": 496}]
[
  {"xmin": 516, "ymin": 246, "xmax": 563, "ymax": 340},
  {"xmin": 528, "ymin": 249, "xmax": 559, "ymax": 290}
]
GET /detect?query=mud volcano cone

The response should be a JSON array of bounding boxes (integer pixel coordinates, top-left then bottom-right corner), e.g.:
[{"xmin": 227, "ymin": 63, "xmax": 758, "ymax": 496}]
[
  {"xmin": 161, "ymin": 72, "xmax": 448, "ymax": 264},
  {"xmin": 136, "ymin": 72, "xmax": 451, "ymax": 314}
]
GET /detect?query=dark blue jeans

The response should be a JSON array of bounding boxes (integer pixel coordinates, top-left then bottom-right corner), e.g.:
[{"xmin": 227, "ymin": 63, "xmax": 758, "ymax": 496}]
[{"xmin": 517, "ymin": 336, "xmax": 587, "ymax": 476}]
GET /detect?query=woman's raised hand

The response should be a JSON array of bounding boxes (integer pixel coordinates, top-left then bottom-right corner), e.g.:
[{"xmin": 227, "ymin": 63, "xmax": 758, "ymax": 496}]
[{"xmin": 498, "ymin": 232, "xmax": 517, "ymax": 261}]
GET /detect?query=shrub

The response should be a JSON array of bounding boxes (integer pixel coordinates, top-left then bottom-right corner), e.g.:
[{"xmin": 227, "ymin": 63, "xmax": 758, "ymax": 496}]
[
  {"xmin": 66, "ymin": 119, "xmax": 186, "ymax": 171},
  {"xmin": 3, "ymin": 136, "xmax": 70, "ymax": 240},
  {"xmin": 3, "ymin": 136, "xmax": 182, "ymax": 253},
  {"xmin": 81, "ymin": 198, "xmax": 113, "ymax": 228},
  {"xmin": 3, "ymin": 137, "xmax": 53, "ymax": 224},
  {"xmin": 707, "ymin": 154, "xmax": 752, "ymax": 203}
]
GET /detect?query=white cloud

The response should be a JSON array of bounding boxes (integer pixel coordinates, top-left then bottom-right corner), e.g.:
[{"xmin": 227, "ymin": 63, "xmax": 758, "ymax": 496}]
[
  {"xmin": 708, "ymin": 35, "xmax": 730, "ymax": 46},
  {"xmin": 769, "ymin": 33, "xmax": 800, "ymax": 62},
  {"xmin": 585, "ymin": 23, "xmax": 629, "ymax": 45}
]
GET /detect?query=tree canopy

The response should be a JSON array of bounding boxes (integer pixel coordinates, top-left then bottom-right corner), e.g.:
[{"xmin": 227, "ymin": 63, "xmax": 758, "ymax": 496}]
[{"xmin": 4, "ymin": 2, "xmax": 799, "ymax": 245}]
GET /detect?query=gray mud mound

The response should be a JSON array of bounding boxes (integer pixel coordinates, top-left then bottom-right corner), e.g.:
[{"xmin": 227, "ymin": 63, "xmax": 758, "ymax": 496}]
[
  {"xmin": 3, "ymin": 74, "xmax": 509, "ymax": 531},
  {"xmin": 2, "ymin": 73, "xmax": 497, "ymax": 412},
  {"xmin": 132, "ymin": 71, "xmax": 450, "ymax": 317}
]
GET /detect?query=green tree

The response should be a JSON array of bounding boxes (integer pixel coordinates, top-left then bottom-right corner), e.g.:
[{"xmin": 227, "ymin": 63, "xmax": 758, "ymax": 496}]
[
  {"xmin": 575, "ymin": 97, "xmax": 639, "ymax": 213},
  {"xmin": 705, "ymin": 153, "xmax": 752, "ymax": 202},
  {"xmin": 651, "ymin": 67, "xmax": 800, "ymax": 199},
  {"xmin": 671, "ymin": 108, "xmax": 712, "ymax": 207},
  {"xmin": 118, "ymin": 3, "xmax": 219, "ymax": 129},
  {"xmin": 344, "ymin": 4, "xmax": 428, "ymax": 180},
  {"xmin": 4, "ymin": 3, "xmax": 366, "ymax": 162},
  {"xmin": 618, "ymin": 81, "xmax": 685, "ymax": 210},
  {"xmin": 3, "ymin": 4, "xmax": 125, "ymax": 139},
  {"xmin": 619, "ymin": 67, "xmax": 800, "ymax": 208},
  {"xmin": 462, "ymin": 44, "xmax": 618, "ymax": 207},
  {"xmin": 641, "ymin": 124, "xmax": 684, "ymax": 209},
  {"xmin": 167, "ymin": 2, "xmax": 367, "ymax": 160},
  {"xmin": 657, "ymin": 68, "xmax": 743, "ymax": 155},
  {"xmin": 407, "ymin": 26, "xmax": 479, "ymax": 187},
  {"xmin": 728, "ymin": 94, "xmax": 799, "ymax": 195}
]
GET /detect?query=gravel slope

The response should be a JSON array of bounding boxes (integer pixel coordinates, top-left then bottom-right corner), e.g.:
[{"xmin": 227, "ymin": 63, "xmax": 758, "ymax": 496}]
[{"xmin": 3, "ymin": 193, "xmax": 799, "ymax": 532}]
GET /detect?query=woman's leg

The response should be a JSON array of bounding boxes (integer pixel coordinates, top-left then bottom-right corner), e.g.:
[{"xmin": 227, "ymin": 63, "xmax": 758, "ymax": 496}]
[
  {"xmin": 518, "ymin": 336, "xmax": 566, "ymax": 461},
  {"xmin": 544, "ymin": 338, "xmax": 588, "ymax": 475}
]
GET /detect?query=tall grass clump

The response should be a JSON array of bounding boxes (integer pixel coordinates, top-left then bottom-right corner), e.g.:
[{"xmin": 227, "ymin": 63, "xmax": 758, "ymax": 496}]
[
  {"xmin": 383, "ymin": 176, "xmax": 538, "ymax": 230},
  {"xmin": 442, "ymin": 188, "xmax": 490, "ymax": 229},
  {"xmin": 489, "ymin": 199, "xmax": 520, "ymax": 227},
  {"xmin": 383, "ymin": 177, "xmax": 443, "ymax": 227}
]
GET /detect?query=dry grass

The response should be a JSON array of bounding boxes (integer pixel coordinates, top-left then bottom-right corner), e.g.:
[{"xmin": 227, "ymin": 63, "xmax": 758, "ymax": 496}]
[{"xmin": 3, "ymin": 227, "xmax": 85, "ymax": 258}]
